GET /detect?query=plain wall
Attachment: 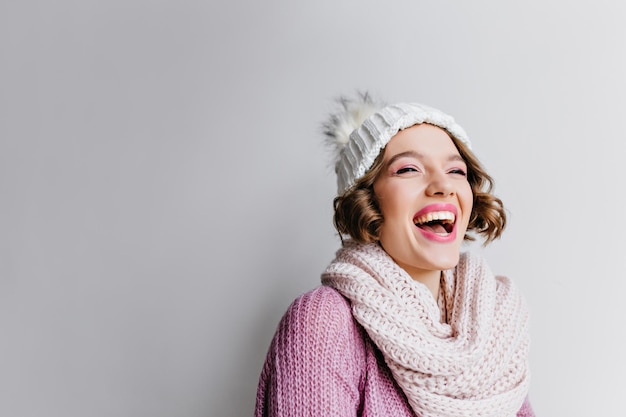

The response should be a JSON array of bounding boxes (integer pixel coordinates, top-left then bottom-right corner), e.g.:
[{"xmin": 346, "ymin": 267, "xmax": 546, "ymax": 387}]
[{"xmin": 2, "ymin": 1, "xmax": 625, "ymax": 416}]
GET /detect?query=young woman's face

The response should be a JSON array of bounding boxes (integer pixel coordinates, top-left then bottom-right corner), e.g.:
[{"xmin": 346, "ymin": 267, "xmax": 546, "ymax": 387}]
[{"xmin": 373, "ymin": 124, "xmax": 473, "ymax": 281}]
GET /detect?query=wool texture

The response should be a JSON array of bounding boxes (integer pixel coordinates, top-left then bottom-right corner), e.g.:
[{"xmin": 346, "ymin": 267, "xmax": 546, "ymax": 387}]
[
  {"xmin": 254, "ymin": 286, "xmax": 535, "ymax": 417},
  {"xmin": 321, "ymin": 241, "xmax": 531, "ymax": 417},
  {"xmin": 322, "ymin": 93, "xmax": 471, "ymax": 194}
]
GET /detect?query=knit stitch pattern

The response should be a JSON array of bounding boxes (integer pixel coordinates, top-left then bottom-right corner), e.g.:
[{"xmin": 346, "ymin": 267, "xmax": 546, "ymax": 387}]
[
  {"xmin": 255, "ymin": 286, "xmax": 535, "ymax": 416},
  {"xmin": 320, "ymin": 242, "xmax": 531, "ymax": 417},
  {"xmin": 328, "ymin": 100, "xmax": 471, "ymax": 194}
]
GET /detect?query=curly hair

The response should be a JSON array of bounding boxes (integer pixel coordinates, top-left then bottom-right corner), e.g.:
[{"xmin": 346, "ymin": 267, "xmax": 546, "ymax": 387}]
[{"xmin": 333, "ymin": 132, "xmax": 506, "ymax": 245}]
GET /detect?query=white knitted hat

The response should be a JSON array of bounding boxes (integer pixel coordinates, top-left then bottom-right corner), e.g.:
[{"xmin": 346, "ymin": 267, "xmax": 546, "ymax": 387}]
[{"xmin": 323, "ymin": 93, "xmax": 472, "ymax": 195}]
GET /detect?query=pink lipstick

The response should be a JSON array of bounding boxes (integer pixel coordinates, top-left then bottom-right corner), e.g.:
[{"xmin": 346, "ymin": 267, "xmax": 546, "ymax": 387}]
[{"xmin": 413, "ymin": 204, "xmax": 458, "ymax": 243}]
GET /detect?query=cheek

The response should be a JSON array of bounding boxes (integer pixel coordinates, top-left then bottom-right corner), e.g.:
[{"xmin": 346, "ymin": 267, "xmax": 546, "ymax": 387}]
[
  {"xmin": 375, "ymin": 194, "xmax": 407, "ymax": 237},
  {"xmin": 377, "ymin": 191, "xmax": 410, "ymax": 220},
  {"xmin": 459, "ymin": 181, "xmax": 473, "ymax": 203},
  {"xmin": 465, "ymin": 190, "xmax": 474, "ymax": 211},
  {"xmin": 461, "ymin": 186, "xmax": 474, "ymax": 223}
]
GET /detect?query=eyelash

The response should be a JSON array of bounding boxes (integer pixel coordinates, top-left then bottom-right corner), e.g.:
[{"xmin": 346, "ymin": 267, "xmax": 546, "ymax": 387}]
[
  {"xmin": 449, "ymin": 169, "xmax": 467, "ymax": 176},
  {"xmin": 396, "ymin": 167, "xmax": 418, "ymax": 174},
  {"xmin": 395, "ymin": 167, "xmax": 467, "ymax": 176}
]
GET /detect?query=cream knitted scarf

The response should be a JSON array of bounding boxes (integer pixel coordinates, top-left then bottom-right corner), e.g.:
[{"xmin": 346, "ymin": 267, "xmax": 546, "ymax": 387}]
[{"xmin": 321, "ymin": 241, "xmax": 530, "ymax": 417}]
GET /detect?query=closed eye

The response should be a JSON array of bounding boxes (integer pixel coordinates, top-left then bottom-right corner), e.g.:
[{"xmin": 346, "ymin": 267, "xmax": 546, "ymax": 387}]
[
  {"xmin": 449, "ymin": 168, "xmax": 467, "ymax": 176},
  {"xmin": 396, "ymin": 167, "xmax": 419, "ymax": 174}
]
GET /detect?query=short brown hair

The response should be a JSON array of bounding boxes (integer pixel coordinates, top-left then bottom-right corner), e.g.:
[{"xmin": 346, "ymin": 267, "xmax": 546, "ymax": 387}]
[{"xmin": 333, "ymin": 132, "xmax": 506, "ymax": 245}]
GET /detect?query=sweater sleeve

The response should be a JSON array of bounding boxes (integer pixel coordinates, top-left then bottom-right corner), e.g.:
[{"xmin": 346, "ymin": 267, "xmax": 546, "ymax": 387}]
[
  {"xmin": 517, "ymin": 396, "xmax": 535, "ymax": 417},
  {"xmin": 254, "ymin": 286, "xmax": 365, "ymax": 417}
]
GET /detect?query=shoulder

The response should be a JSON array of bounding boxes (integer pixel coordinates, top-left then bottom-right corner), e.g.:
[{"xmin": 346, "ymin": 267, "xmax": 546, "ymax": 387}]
[
  {"xmin": 256, "ymin": 286, "xmax": 368, "ymax": 415},
  {"xmin": 287, "ymin": 285, "xmax": 352, "ymax": 318},
  {"xmin": 266, "ymin": 285, "xmax": 367, "ymax": 380},
  {"xmin": 280, "ymin": 286, "xmax": 358, "ymax": 341}
]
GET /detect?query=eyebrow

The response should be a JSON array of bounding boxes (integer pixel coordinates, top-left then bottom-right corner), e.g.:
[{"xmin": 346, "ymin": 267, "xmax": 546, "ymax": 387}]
[{"xmin": 385, "ymin": 150, "xmax": 465, "ymax": 168}]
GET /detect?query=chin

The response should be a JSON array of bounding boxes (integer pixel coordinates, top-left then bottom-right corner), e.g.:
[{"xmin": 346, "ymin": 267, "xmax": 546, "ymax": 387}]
[{"xmin": 428, "ymin": 251, "xmax": 461, "ymax": 271}]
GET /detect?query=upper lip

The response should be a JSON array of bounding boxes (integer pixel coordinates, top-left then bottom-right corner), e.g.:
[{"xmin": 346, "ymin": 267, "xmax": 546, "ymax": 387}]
[{"xmin": 413, "ymin": 203, "xmax": 458, "ymax": 226}]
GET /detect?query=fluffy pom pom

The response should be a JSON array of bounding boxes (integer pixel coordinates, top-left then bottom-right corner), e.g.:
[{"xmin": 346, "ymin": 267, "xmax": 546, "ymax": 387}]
[{"xmin": 322, "ymin": 91, "xmax": 384, "ymax": 160}]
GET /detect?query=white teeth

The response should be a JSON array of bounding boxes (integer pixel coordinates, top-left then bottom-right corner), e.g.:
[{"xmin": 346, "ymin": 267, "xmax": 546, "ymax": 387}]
[{"xmin": 414, "ymin": 211, "xmax": 456, "ymax": 225}]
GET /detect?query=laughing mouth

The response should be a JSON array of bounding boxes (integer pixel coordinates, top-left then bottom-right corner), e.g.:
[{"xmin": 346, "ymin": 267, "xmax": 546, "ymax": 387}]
[{"xmin": 413, "ymin": 211, "xmax": 456, "ymax": 235}]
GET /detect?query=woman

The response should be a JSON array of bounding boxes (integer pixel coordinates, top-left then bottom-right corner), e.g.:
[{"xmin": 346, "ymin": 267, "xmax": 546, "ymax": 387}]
[{"xmin": 255, "ymin": 93, "xmax": 534, "ymax": 417}]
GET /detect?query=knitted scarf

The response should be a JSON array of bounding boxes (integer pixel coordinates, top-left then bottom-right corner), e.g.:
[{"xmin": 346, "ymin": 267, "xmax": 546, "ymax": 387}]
[{"xmin": 321, "ymin": 241, "xmax": 530, "ymax": 417}]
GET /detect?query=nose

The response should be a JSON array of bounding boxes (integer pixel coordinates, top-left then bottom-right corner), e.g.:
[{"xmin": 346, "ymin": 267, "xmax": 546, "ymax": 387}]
[{"xmin": 425, "ymin": 172, "xmax": 454, "ymax": 197}]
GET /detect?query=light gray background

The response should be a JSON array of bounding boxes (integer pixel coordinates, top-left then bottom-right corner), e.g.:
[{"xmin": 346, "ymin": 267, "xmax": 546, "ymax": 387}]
[{"xmin": 2, "ymin": 1, "xmax": 625, "ymax": 416}]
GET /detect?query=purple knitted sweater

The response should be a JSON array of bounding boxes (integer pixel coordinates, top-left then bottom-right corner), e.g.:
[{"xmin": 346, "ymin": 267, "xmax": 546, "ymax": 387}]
[{"xmin": 255, "ymin": 286, "xmax": 535, "ymax": 416}]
